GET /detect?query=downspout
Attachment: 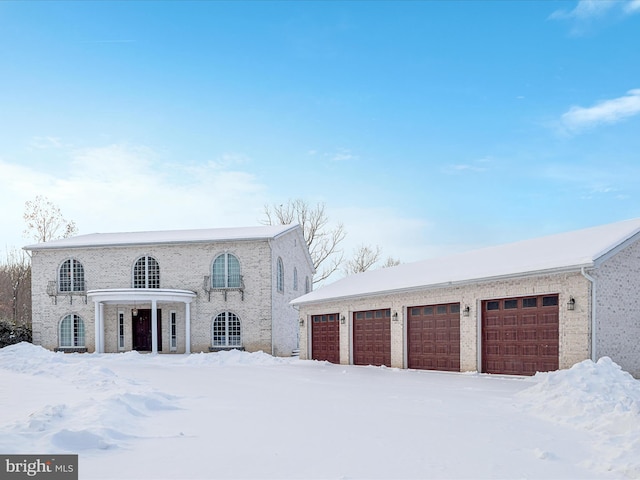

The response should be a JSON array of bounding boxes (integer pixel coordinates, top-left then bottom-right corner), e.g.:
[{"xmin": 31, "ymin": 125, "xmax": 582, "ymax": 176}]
[
  {"xmin": 268, "ymin": 239, "xmax": 274, "ymax": 356},
  {"xmin": 581, "ymin": 267, "xmax": 597, "ymax": 362}
]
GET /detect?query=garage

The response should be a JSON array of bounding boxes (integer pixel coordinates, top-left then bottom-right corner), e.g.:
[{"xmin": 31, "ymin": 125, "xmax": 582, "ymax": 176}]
[
  {"xmin": 482, "ymin": 294, "xmax": 559, "ymax": 375},
  {"xmin": 407, "ymin": 303, "xmax": 460, "ymax": 371},
  {"xmin": 311, "ymin": 313, "xmax": 340, "ymax": 364},
  {"xmin": 353, "ymin": 308, "xmax": 391, "ymax": 367}
]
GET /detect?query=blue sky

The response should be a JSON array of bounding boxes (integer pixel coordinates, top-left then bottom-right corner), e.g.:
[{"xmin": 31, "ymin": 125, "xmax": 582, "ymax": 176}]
[{"xmin": 1, "ymin": 0, "xmax": 639, "ymax": 280}]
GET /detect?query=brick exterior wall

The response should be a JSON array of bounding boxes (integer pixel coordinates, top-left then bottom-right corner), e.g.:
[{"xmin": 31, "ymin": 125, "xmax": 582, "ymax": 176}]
[
  {"xmin": 299, "ymin": 271, "xmax": 592, "ymax": 372},
  {"xmin": 30, "ymin": 228, "xmax": 313, "ymax": 357},
  {"xmin": 594, "ymin": 239, "xmax": 640, "ymax": 377}
]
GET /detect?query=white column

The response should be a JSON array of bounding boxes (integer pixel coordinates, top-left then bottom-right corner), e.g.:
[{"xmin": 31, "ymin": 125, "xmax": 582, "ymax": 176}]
[
  {"xmin": 185, "ymin": 302, "xmax": 191, "ymax": 354},
  {"xmin": 151, "ymin": 299, "xmax": 158, "ymax": 354},
  {"xmin": 99, "ymin": 302, "xmax": 105, "ymax": 353},
  {"xmin": 94, "ymin": 301, "xmax": 102, "ymax": 354}
]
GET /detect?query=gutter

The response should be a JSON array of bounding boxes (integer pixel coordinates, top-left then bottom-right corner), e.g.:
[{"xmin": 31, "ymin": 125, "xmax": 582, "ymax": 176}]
[
  {"xmin": 580, "ymin": 267, "xmax": 597, "ymax": 362},
  {"xmin": 292, "ymin": 263, "xmax": 593, "ymax": 307}
]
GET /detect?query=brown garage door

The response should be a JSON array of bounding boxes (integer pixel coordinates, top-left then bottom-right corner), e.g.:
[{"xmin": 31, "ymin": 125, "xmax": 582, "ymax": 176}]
[
  {"xmin": 482, "ymin": 294, "xmax": 559, "ymax": 375},
  {"xmin": 353, "ymin": 309, "xmax": 391, "ymax": 367},
  {"xmin": 408, "ymin": 303, "xmax": 460, "ymax": 371},
  {"xmin": 311, "ymin": 313, "xmax": 340, "ymax": 364}
]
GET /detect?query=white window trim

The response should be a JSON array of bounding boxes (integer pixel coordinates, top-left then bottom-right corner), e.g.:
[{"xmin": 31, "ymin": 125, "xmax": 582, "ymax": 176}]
[
  {"xmin": 277, "ymin": 257, "xmax": 284, "ymax": 293},
  {"xmin": 132, "ymin": 255, "xmax": 160, "ymax": 289},
  {"xmin": 59, "ymin": 314, "xmax": 85, "ymax": 348},
  {"xmin": 170, "ymin": 310, "xmax": 177, "ymax": 352},
  {"xmin": 212, "ymin": 312, "xmax": 242, "ymax": 348},
  {"xmin": 212, "ymin": 252, "xmax": 242, "ymax": 289},
  {"xmin": 59, "ymin": 258, "xmax": 86, "ymax": 293},
  {"xmin": 118, "ymin": 310, "xmax": 125, "ymax": 351}
]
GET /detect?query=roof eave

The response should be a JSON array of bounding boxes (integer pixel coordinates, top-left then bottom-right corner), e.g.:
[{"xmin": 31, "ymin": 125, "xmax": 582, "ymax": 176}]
[
  {"xmin": 23, "ymin": 234, "xmax": 282, "ymax": 251},
  {"xmin": 291, "ymin": 263, "xmax": 593, "ymax": 307}
]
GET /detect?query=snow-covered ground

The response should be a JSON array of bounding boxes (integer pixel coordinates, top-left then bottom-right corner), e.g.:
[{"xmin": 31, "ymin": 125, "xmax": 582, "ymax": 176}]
[{"xmin": 1, "ymin": 343, "xmax": 639, "ymax": 479}]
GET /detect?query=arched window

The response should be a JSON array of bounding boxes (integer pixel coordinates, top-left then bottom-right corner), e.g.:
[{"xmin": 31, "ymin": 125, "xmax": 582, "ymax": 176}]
[
  {"xmin": 59, "ymin": 259, "xmax": 85, "ymax": 292},
  {"xmin": 212, "ymin": 312, "xmax": 241, "ymax": 347},
  {"xmin": 293, "ymin": 267, "xmax": 298, "ymax": 291},
  {"xmin": 59, "ymin": 314, "xmax": 85, "ymax": 347},
  {"xmin": 212, "ymin": 253, "xmax": 241, "ymax": 288},
  {"xmin": 133, "ymin": 256, "xmax": 160, "ymax": 288},
  {"xmin": 305, "ymin": 276, "xmax": 310, "ymax": 294},
  {"xmin": 277, "ymin": 257, "xmax": 284, "ymax": 293}
]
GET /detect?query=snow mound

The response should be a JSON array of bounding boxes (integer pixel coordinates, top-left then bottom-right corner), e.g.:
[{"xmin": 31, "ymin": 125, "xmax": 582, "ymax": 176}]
[
  {"xmin": 519, "ymin": 357, "xmax": 640, "ymax": 477},
  {"xmin": 180, "ymin": 348, "xmax": 295, "ymax": 366},
  {"xmin": 0, "ymin": 391, "xmax": 181, "ymax": 453},
  {"xmin": 0, "ymin": 343, "xmax": 183, "ymax": 454}
]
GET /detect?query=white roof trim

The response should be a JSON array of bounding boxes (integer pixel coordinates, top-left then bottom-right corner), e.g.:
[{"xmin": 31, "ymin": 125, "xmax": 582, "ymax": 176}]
[
  {"xmin": 24, "ymin": 224, "xmax": 299, "ymax": 251},
  {"xmin": 292, "ymin": 218, "xmax": 640, "ymax": 307},
  {"xmin": 87, "ymin": 288, "xmax": 196, "ymax": 304}
]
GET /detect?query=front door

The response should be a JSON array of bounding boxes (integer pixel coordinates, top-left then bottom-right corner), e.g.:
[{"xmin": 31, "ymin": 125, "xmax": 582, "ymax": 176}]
[{"xmin": 132, "ymin": 309, "xmax": 162, "ymax": 351}]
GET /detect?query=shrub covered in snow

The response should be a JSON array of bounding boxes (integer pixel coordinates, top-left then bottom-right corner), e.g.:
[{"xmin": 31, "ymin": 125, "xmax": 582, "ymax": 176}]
[{"xmin": 0, "ymin": 318, "xmax": 32, "ymax": 348}]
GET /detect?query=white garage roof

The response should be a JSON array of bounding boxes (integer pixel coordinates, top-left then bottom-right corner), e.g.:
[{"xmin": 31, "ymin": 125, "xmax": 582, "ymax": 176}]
[
  {"xmin": 292, "ymin": 218, "xmax": 640, "ymax": 306},
  {"xmin": 24, "ymin": 224, "xmax": 299, "ymax": 250}
]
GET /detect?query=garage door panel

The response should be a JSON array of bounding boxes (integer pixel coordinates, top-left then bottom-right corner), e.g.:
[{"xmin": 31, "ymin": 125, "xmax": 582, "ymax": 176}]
[
  {"xmin": 353, "ymin": 309, "xmax": 391, "ymax": 367},
  {"xmin": 482, "ymin": 294, "xmax": 559, "ymax": 375},
  {"xmin": 311, "ymin": 313, "xmax": 340, "ymax": 364},
  {"xmin": 408, "ymin": 302, "xmax": 461, "ymax": 372}
]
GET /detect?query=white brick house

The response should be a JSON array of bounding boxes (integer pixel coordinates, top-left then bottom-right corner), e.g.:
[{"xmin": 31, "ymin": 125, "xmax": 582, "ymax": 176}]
[
  {"xmin": 24, "ymin": 225, "xmax": 314, "ymax": 356},
  {"xmin": 292, "ymin": 218, "xmax": 640, "ymax": 377}
]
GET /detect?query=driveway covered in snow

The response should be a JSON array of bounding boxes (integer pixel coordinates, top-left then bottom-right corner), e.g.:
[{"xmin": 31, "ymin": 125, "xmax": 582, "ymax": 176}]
[{"xmin": 0, "ymin": 343, "xmax": 638, "ymax": 479}]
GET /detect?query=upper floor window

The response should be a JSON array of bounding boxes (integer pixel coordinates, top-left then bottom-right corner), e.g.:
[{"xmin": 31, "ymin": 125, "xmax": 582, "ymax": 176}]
[
  {"xmin": 277, "ymin": 257, "xmax": 284, "ymax": 293},
  {"xmin": 305, "ymin": 276, "xmax": 310, "ymax": 294},
  {"xmin": 59, "ymin": 259, "xmax": 85, "ymax": 292},
  {"xmin": 133, "ymin": 255, "xmax": 160, "ymax": 289},
  {"xmin": 293, "ymin": 267, "xmax": 298, "ymax": 291},
  {"xmin": 212, "ymin": 253, "xmax": 241, "ymax": 288},
  {"xmin": 59, "ymin": 314, "xmax": 85, "ymax": 348}
]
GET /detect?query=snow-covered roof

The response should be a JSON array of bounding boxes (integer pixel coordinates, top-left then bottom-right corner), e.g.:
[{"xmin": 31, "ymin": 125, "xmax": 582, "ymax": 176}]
[
  {"xmin": 292, "ymin": 218, "xmax": 640, "ymax": 306},
  {"xmin": 24, "ymin": 224, "xmax": 300, "ymax": 250}
]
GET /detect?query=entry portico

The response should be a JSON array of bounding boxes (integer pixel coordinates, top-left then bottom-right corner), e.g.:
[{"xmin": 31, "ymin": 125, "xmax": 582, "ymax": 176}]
[{"xmin": 87, "ymin": 288, "xmax": 196, "ymax": 354}]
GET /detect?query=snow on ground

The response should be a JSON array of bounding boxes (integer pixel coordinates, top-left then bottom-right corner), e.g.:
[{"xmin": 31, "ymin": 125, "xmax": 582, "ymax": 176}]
[{"xmin": 1, "ymin": 343, "xmax": 639, "ymax": 480}]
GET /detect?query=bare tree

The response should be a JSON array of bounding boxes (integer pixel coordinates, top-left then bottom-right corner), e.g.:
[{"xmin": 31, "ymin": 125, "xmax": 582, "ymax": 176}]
[
  {"xmin": 23, "ymin": 195, "xmax": 78, "ymax": 243},
  {"xmin": 262, "ymin": 199, "xmax": 346, "ymax": 284},
  {"xmin": 344, "ymin": 244, "xmax": 382, "ymax": 275},
  {"xmin": 0, "ymin": 248, "xmax": 31, "ymax": 325},
  {"xmin": 381, "ymin": 256, "xmax": 401, "ymax": 268}
]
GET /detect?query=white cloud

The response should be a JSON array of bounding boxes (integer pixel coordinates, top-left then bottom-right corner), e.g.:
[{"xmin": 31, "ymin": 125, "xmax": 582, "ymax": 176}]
[
  {"xmin": 332, "ymin": 205, "xmax": 435, "ymax": 265},
  {"xmin": 625, "ymin": 0, "xmax": 640, "ymax": 12},
  {"xmin": 0, "ymin": 144, "xmax": 268, "ymax": 254},
  {"xmin": 327, "ymin": 149, "xmax": 358, "ymax": 162},
  {"xmin": 29, "ymin": 136, "xmax": 68, "ymax": 150},
  {"xmin": 550, "ymin": 0, "xmax": 618, "ymax": 20},
  {"xmin": 308, "ymin": 148, "xmax": 358, "ymax": 162},
  {"xmin": 550, "ymin": 0, "xmax": 640, "ymax": 33},
  {"xmin": 442, "ymin": 157, "xmax": 491, "ymax": 174},
  {"xmin": 560, "ymin": 89, "xmax": 640, "ymax": 134}
]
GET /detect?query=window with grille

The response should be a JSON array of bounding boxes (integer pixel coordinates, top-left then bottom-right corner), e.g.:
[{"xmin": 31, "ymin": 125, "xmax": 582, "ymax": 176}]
[
  {"xmin": 212, "ymin": 312, "xmax": 241, "ymax": 347},
  {"xmin": 133, "ymin": 256, "xmax": 160, "ymax": 288},
  {"xmin": 277, "ymin": 257, "xmax": 284, "ymax": 293},
  {"xmin": 59, "ymin": 259, "xmax": 85, "ymax": 292},
  {"xmin": 170, "ymin": 311, "xmax": 177, "ymax": 351},
  {"xmin": 59, "ymin": 314, "xmax": 85, "ymax": 348},
  {"xmin": 118, "ymin": 311, "xmax": 125, "ymax": 350},
  {"xmin": 212, "ymin": 253, "xmax": 241, "ymax": 288}
]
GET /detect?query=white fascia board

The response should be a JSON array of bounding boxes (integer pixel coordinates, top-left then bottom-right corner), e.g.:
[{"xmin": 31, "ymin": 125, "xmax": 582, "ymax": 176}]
[
  {"xmin": 592, "ymin": 230, "xmax": 640, "ymax": 268},
  {"xmin": 290, "ymin": 264, "xmax": 591, "ymax": 307},
  {"xmin": 87, "ymin": 288, "xmax": 197, "ymax": 304}
]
